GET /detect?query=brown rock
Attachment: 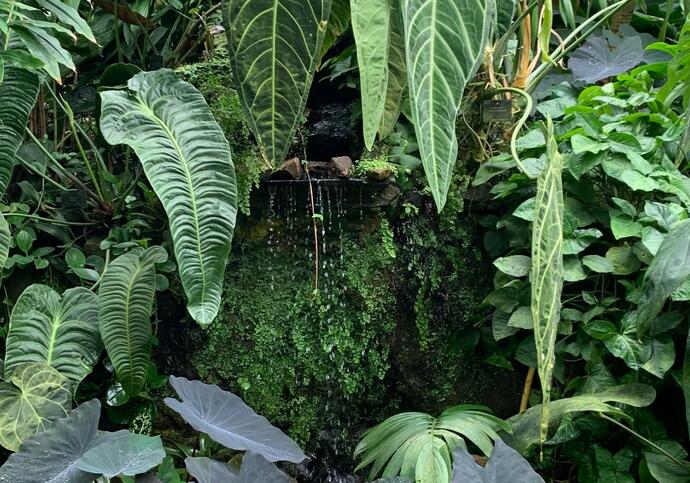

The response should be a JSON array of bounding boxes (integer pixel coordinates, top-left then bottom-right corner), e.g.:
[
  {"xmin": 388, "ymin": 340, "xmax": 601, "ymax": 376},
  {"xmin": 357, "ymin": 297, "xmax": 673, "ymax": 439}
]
[
  {"xmin": 277, "ymin": 157, "xmax": 303, "ymax": 179},
  {"xmin": 329, "ymin": 156, "xmax": 353, "ymax": 177}
]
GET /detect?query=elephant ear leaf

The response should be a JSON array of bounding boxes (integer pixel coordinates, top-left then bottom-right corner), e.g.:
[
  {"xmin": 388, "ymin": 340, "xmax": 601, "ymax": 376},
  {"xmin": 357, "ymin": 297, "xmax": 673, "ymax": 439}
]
[
  {"xmin": 0, "ymin": 399, "xmax": 103, "ymax": 483},
  {"xmin": 0, "ymin": 68, "xmax": 40, "ymax": 195},
  {"xmin": 402, "ymin": 0, "xmax": 494, "ymax": 211},
  {"xmin": 164, "ymin": 376, "xmax": 306, "ymax": 463},
  {"xmin": 99, "ymin": 247, "xmax": 167, "ymax": 396},
  {"xmin": 0, "ymin": 363, "xmax": 72, "ymax": 451},
  {"xmin": 223, "ymin": 0, "xmax": 332, "ymax": 167},
  {"xmin": 100, "ymin": 69, "xmax": 238, "ymax": 326},
  {"xmin": 4, "ymin": 284, "xmax": 101, "ymax": 383}
]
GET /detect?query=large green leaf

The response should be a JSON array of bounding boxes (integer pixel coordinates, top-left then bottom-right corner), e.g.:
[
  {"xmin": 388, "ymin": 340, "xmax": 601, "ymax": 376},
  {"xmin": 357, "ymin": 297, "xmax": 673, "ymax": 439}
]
[
  {"xmin": 402, "ymin": 0, "xmax": 494, "ymax": 210},
  {"xmin": 531, "ymin": 119, "xmax": 564, "ymax": 447},
  {"xmin": 36, "ymin": 0, "xmax": 95, "ymax": 43},
  {"xmin": 0, "ymin": 399, "xmax": 102, "ymax": 483},
  {"xmin": 164, "ymin": 376, "xmax": 306, "ymax": 463},
  {"xmin": 76, "ymin": 432, "xmax": 165, "ymax": 478},
  {"xmin": 11, "ymin": 24, "xmax": 75, "ymax": 82},
  {"xmin": 318, "ymin": 0, "xmax": 350, "ymax": 66},
  {"xmin": 636, "ymin": 219, "xmax": 690, "ymax": 337},
  {"xmin": 352, "ymin": 0, "xmax": 391, "ymax": 150},
  {"xmin": 0, "ymin": 212, "xmax": 10, "ymax": 273},
  {"xmin": 502, "ymin": 384, "xmax": 656, "ymax": 454},
  {"xmin": 98, "ymin": 247, "xmax": 166, "ymax": 396},
  {"xmin": 355, "ymin": 405, "xmax": 510, "ymax": 483},
  {"xmin": 452, "ymin": 441, "xmax": 544, "ymax": 482},
  {"xmin": 0, "ymin": 363, "xmax": 72, "ymax": 451},
  {"xmin": 100, "ymin": 70, "xmax": 238, "ymax": 326},
  {"xmin": 378, "ymin": 2, "xmax": 407, "ymax": 140},
  {"xmin": 223, "ymin": 0, "xmax": 332, "ymax": 166},
  {"xmin": 4, "ymin": 285, "xmax": 101, "ymax": 383},
  {"xmin": 0, "ymin": 67, "xmax": 39, "ymax": 195}
]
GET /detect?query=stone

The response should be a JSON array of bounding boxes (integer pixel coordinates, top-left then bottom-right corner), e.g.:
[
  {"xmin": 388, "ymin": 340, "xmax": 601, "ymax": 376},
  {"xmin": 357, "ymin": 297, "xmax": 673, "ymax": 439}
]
[
  {"xmin": 329, "ymin": 156, "xmax": 353, "ymax": 177},
  {"xmin": 275, "ymin": 157, "xmax": 303, "ymax": 179}
]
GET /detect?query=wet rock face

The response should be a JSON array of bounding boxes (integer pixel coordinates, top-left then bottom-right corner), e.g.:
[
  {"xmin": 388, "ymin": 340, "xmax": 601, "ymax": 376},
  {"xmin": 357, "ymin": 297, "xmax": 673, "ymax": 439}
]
[{"xmin": 306, "ymin": 101, "xmax": 363, "ymax": 161}]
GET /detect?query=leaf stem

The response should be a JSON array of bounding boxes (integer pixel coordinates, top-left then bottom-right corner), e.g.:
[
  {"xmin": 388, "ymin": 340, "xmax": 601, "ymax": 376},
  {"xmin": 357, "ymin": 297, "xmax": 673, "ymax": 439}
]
[
  {"xmin": 599, "ymin": 413, "xmax": 690, "ymax": 469},
  {"xmin": 491, "ymin": 87, "xmax": 533, "ymax": 176}
]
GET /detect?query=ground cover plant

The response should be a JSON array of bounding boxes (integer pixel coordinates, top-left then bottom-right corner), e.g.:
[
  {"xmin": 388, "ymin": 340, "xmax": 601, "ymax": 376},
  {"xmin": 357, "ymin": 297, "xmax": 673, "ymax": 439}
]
[{"xmin": 0, "ymin": 0, "xmax": 689, "ymax": 482}]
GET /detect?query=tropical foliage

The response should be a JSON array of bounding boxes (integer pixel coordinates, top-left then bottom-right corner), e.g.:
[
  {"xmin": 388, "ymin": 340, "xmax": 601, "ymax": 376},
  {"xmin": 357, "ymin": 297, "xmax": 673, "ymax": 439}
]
[{"xmin": 0, "ymin": 0, "xmax": 689, "ymax": 481}]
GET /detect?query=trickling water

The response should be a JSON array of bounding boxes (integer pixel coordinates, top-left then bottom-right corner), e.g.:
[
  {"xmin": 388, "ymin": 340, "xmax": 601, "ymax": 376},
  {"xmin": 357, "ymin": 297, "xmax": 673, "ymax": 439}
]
[{"xmin": 267, "ymin": 185, "xmax": 277, "ymax": 290}]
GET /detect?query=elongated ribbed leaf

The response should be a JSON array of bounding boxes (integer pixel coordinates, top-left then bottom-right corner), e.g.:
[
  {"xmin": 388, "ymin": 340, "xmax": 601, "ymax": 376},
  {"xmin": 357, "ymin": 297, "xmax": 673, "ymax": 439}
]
[
  {"xmin": 495, "ymin": 0, "xmax": 517, "ymax": 37},
  {"xmin": 0, "ymin": 213, "xmax": 9, "ymax": 273},
  {"xmin": 0, "ymin": 399, "xmax": 102, "ymax": 483},
  {"xmin": 164, "ymin": 376, "xmax": 306, "ymax": 463},
  {"xmin": 503, "ymin": 384, "xmax": 656, "ymax": 454},
  {"xmin": 0, "ymin": 67, "xmax": 39, "ymax": 195},
  {"xmin": 636, "ymin": 219, "xmax": 690, "ymax": 337},
  {"xmin": 379, "ymin": 2, "xmax": 407, "ymax": 139},
  {"xmin": 352, "ymin": 0, "xmax": 391, "ymax": 150},
  {"xmin": 98, "ymin": 247, "xmax": 166, "ymax": 396},
  {"xmin": 11, "ymin": 24, "xmax": 75, "ymax": 82},
  {"xmin": 100, "ymin": 70, "xmax": 238, "ymax": 326},
  {"xmin": 223, "ymin": 0, "xmax": 332, "ymax": 166},
  {"xmin": 531, "ymin": 119, "xmax": 564, "ymax": 447},
  {"xmin": 0, "ymin": 363, "xmax": 72, "ymax": 451},
  {"xmin": 319, "ymin": 0, "xmax": 350, "ymax": 66},
  {"xmin": 4, "ymin": 285, "xmax": 100, "ymax": 383},
  {"xmin": 36, "ymin": 0, "xmax": 96, "ymax": 43},
  {"xmin": 402, "ymin": 0, "xmax": 494, "ymax": 211}
]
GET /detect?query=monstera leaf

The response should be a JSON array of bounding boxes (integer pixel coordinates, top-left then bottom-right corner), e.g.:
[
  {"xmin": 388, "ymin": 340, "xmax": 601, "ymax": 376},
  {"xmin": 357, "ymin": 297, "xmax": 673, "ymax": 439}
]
[
  {"xmin": 355, "ymin": 405, "xmax": 510, "ymax": 483},
  {"xmin": 502, "ymin": 384, "xmax": 656, "ymax": 454},
  {"xmin": 531, "ymin": 119, "xmax": 564, "ymax": 446},
  {"xmin": 352, "ymin": 0, "xmax": 391, "ymax": 150},
  {"xmin": 402, "ymin": 0, "xmax": 494, "ymax": 211},
  {"xmin": 0, "ymin": 399, "xmax": 102, "ymax": 483},
  {"xmin": 4, "ymin": 285, "xmax": 100, "ymax": 383},
  {"xmin": 0, "ymin": 363, "xmax": 72, "ymax": 451},
  {"xmin": 0, "ymin": 68, "xmax": 40, "ymax": 195},
  {"xmin": 98, "ymin": 247, "xmax": 166, "ymax": 395},
  {"xmin": 100, "ymin": 70, "xmax": 238, "ymax": 326},
  {"xmin": 223, "ymin": 0, "xmax": 332, "ymax": 166},
  {"xmin": 76, "ymin": 432, "xmax": 165, "ymax": 478},
  {"xmin": 451, "ymin": 440, "xmax": 544, "ymax": 483},
  {"xmin": 568, "ymin": 36, "xmax": 644, "ymax": 84},
  {"xmin": 164, "ymin": 376, "xmax": 306, "ymax": 463},
  {"xmin": 636, "ymin": 219, "xmax": 690, "ymax": 337}
]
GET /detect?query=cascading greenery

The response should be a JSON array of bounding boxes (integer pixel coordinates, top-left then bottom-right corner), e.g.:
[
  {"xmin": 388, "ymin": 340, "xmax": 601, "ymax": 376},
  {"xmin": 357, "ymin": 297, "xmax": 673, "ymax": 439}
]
[
  {"xmin": 100, "ymin": 69, "xmax": 238, "ymax": 326},
  {"xmin": 530, "ymin": 118, "xmax": 564, "ymax": 448}
]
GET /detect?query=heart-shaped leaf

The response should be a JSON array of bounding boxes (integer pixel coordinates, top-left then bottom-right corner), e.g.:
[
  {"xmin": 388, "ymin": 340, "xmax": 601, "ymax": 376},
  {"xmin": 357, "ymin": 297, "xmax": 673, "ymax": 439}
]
[
  {"xmin": 4, "ymin": 285, "xmax": 100, "ymax": 383},
  {"xmin": 0, "ymin": 399, "xmax": 102, "ymax": 483},
  {"xmin": 164, "ymin": 376, "xmax": 305, "ymax": 463},
  {"xmin": 451, "ymin": 440, "xmax": 544, "ymax": 482},
  {"xmin": 185, "ymin": 457, "xmax": 239, "ymax": 483},
  {"xmin": 569, "ymin": 36, "xmax": 644, "ymax": 84},
  {"xmin": 0, "ymin": 363, "xmax": 72, "ymax": 451},
  {"xmin": 76, "ymin": 432, "xmax": 165, "ymax": 478}
]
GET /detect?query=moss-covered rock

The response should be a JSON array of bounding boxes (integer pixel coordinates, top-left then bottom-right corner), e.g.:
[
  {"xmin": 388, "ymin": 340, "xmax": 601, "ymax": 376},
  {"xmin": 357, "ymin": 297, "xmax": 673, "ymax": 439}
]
[{"xmin": 191, "ymin": 211, "xmax": 398, "ymax": 446}]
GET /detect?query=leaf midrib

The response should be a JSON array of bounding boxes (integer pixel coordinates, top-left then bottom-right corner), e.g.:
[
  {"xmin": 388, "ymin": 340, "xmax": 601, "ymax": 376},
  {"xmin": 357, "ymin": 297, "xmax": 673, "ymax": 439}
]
[{"xmin": 137, "ymin": 99, "xmax": 207, "ymax": 317}]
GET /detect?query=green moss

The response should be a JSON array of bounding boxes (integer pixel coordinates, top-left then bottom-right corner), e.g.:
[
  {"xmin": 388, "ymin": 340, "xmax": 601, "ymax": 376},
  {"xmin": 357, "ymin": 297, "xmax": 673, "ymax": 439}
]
[
  {"xmin": 353, "ymin": 157, "xmax": 398, "ymax": 179},
  {"xmin": 191, "ymin": 217, "xmax": 398, "ymax": 445},
  {"xmin": 176, "ymin": 54, "xmax": 263, "ymax": 215}
]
